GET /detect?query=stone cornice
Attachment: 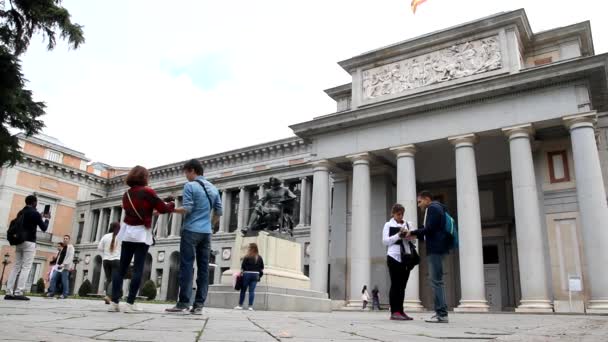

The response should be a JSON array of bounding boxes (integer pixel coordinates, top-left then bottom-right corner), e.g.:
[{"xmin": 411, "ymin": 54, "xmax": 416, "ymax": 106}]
[
  {"xmin": 18, "ymin": 134, "xmax": 89, "ymax": 160},
  {"xmin": 291, "ymin": 54, "xmax": 608, "ymax": 138},
  {"xmin": 532, "ymin": 21, "xmax": 594, "ymax": 56},
  {"xmin": 20, "ymin": 155, "xmax": 108, "ymax": 186},
  {"xmin": 324, "ymin": 83, "xmax": 352, "ymax": 101},
  {"xmin": 338, "ymin": 9, "xmax": 533, "ymax": 72}
]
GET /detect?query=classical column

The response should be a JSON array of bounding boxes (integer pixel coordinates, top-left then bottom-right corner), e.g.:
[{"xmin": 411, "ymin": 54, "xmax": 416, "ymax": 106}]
[
  {"xmin": 91, "ymin": 210, "xmax": 101, "ymax": 242},
  {"xmin": 108, "ymin": 207, "xmax": 116, "ymax": 229},
  {"xmin": 223, "ymin": 191, "xmax": 233, "ymax": 233},
  {"xmin": 218, "ymin": 191, "xmax": 228, "ymax": 233},
  {"xmin": 97, "ymin": 209, "xmax": 109, "ymax": 241},
  {"xmin": 449, "ymin": 134, "xmax": 489, "ymax": 312},
  {"xmin": 170, "ymin": 208, "xmax": 180, "ymax": 238},
  {"xmin": 310, "ymin": 161, "xmax": 331, "ymax": 292},
  {"xmin": 503, "ymin": 124, "xmax": 553, "ymax": 313},
  {"xmin": 83, "ymin": 209, "xmax": 93, "ymax": 243},
  {"xmin": 156, "ymin": 215, "xmax": 166, "ymax": 238},
  {"xmin": 564, "ymin": 113, "xmax": 608, "ymax": 313},
  {"xmin": 237, "ymin": 187, "xmax": 247, "ymax": 229},
  {"xmin": 297, "ymin": 177, "xmax": 309, "ymax": 227},
  {"xmin": 390, "ymin": 144, "xmax": 424, "ymax": 311},
  {"xmin": 174, "ymin": 197, "xmax": 182, "ymax": 237},
  {"xmin": 347, "ymin": 153, "xmax": 372, "ymax": 305}
]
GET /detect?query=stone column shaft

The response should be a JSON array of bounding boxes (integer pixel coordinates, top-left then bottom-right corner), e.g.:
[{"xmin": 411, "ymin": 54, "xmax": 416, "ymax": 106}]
[
  {"xmin": 237, "ymin": 187, "xmax": 247, "ymax": 229},
  {"xmin": 108, "ymin": 207, "xmax": 116, "ymax": 229},
  {"xmin": 219, "ymin": 191, "xmax": 228, "ymax": 233},
  {"xmin": 310, "ymin": 161, "xmax": 331, "ymax": 293},
  {"xmin": 564, "ymin": 113, "xmax": 608, "ymax": 313},
  {"xmin": 348, "ymin": 153, "xmax": 372, "ymax": 305},
  {"xmin": 503, "ymin": 125, "xmax": 553, "ymax": 312},
  {"xmin": 92, "ymin": 210, "xmax": 101, "ymax": 242},
  {"xmin": 390, "ymin": 144, "xmax": 424, "ymax": 311},
  {"xmin": 83, "ymin": 209, "xmax": 93, "ymax": 243},
  {"xmin": 449, "ymin": 134, "xmax": 489, "ymax": 312},
  {"xmin": 223, "ymin": 192, "xmax": 233, "ymax": 232},
  {"xmin": 297, "ymin": 177, "xmax": 309, "ymax": 227}
]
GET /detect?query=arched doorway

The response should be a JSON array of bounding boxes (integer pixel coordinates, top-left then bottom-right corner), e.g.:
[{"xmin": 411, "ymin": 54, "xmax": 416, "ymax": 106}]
[
  {"xmin": 91, "ymin": 255, "xmax": 103, "ymax": 294},
  {"xmin": 167, "ymin": 251, "xmax": 180, "ymax": 301},
  {"xmin": 140, "ymin": 253, "xmax": 153, "ymax": 291}
]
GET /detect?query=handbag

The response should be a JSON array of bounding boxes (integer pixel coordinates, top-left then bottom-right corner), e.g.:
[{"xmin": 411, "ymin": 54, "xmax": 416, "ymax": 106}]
[
  {"xmin": 401, "ymin": 222, "xmax": 420, "ymax": 269},
  {"xmin": 234, "ymin": 273, "xmax": 243, "ymax": 291},
  {"xmin": 126, "ymin": 190, "xmax": 156, "ymax": 246}
]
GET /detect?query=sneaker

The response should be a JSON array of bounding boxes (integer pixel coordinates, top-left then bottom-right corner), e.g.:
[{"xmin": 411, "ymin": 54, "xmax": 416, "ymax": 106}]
[
  {"xmin": 400, "ymin": 312, "xmax": 414, "ymax": 321},
  {"xmin": 57, "ymin": 295, "xmax": 67, "ymax": 299},
  {"xmin": 4, "ymin": 295, "xmax": 15, "ymax": 300},
  {"xmin": 103, "ymin": 296, "xmax": 111, "ymax": 305},
  {"xmin": 124, "ymin": 303, "xmax": 143, "ymax": 313},
  {"xmin": 108, "ymin": 302, "xmax": 120, "ymax": 312},
  {"xmin": 390, "ymin": 312, "xmax": 408, "ymax": 321},
  {"xmin": 190, "ymin": 307, "xmax": 203, "ymax": 315},
  {"xmin": 12, "ymin": 295, "xmax": 30, "ymax": 301},
  {"xmin": 165, "ymin": 305, "xmax": 189, "ymax": 314},
  {"xmin": 234, "ymin": 306, "xmax": 243, "ymax": 310},
  {"xmin": 248, "ymin": 307, "xmax": 254, "ymax": 311},
  {"xmin": 425, "ymin": 315, "xmax": 448, "ymax": 323}
]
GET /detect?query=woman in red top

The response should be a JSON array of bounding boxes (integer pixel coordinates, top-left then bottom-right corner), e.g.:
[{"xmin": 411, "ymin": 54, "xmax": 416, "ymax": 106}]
[{"xmin": 109, "ymin": 165, "xmax": 175, "ymax": 313}]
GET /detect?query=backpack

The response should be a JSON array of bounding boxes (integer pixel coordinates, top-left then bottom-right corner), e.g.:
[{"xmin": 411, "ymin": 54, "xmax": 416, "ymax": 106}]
[
  {"xmin": 444, "ymin": 211, "xmax": 459, "ymax": 250},
  {"xmin": 7, "ymin": 210, "xmax": 26, "ymax": 246}
]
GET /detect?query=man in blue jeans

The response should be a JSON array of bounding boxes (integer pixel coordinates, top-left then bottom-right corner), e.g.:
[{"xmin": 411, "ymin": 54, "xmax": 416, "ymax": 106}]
[
  {"xmin": 165, "ymin": 159, "xmax": 222, "ymax": 315},
  {"xmin": 409, "ymin": 190, "xmax": 451, "ymax": 323},
  {"xmin": 47, "ymin": 235, "xmax": 74, "ymax": 299}
]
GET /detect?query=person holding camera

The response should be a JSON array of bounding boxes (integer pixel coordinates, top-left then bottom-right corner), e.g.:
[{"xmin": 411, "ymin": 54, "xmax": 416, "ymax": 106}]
[
  {"xmin": 4, "ymin": 195, "xmax": 50, "ymax": 301},
  {"xmin": 47, "ymin": 235, "xmax": 74, "ymax": 299},
  {"xmin": 108, "ymin": 166, "xmax": 176, "ymax": 313},
  {"xmin": 382, "ymin": 203, "xmax": 416, "ymax": 321}
]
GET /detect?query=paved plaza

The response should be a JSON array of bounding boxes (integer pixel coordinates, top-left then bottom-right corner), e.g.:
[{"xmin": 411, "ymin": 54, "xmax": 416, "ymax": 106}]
[{"xmin": 0, "ymin": 298, "xmax": 607, "ymax": 341}]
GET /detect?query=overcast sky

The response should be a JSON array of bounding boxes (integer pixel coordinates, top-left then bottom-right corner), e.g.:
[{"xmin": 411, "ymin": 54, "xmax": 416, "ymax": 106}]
[{"xmin": 20, "ymin": 0, "xmax": 608, "ymax": 168}]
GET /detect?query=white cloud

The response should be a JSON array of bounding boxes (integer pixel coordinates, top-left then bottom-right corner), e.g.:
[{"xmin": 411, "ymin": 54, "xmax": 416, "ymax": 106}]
[{"xmin": 18, "ymin": 0, "xmax": 608, "ymax": 167}]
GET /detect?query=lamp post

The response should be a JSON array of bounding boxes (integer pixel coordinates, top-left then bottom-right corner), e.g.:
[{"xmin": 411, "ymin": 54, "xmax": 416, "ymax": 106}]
[{"xmin": 1, "ymin": 253, "xmax": 10, "ymax": 291}]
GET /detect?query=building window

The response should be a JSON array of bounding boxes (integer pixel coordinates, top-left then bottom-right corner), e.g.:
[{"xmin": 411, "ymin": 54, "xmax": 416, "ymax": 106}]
[
  {"xmin": 548, "ymin": 151, "xmax": 570, "ymax": 183},
  {"xmin": 79, "ymin": 160, "xmax": 87, "ymax": 171},
  {"xmin": 45, "ymin": 149, "xmax": 62, "ymax": 163},
  {"xmin": 93, "ymin": 169, "xmax": 102, "ymax": 176},
  {"xmin": 534, "ymin": 56, "xmax": 553, "ymax": 66}
]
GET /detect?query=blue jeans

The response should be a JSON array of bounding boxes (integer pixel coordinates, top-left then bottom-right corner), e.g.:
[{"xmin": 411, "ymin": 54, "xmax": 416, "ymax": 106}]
[
  {"xmin": 112, "ymin": 241, "xmax": 149, "ymax": 304},
  {"xmin": 427, "ymin": 253, "xmax": 448, "ymax": 317},
  {"xmin": 177, "ymin": 230, "xmax": 211, "ymax": 308},
  {"xmin": 239, "ymin": 272, "xmax": 259, "ymax": 306},
  {"xmin": 49, "ymin": 269, "xmax": 70, "ymax": 297}
]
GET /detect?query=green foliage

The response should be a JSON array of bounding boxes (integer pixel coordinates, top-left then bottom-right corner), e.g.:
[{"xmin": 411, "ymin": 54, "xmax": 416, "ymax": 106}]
[
  {"xmin": 36, "ymin": 277, "xmax": 46, "ymax": 294},
  {"xmin": 78, "ymin": 279, "xmax": 92, "ymax": 297},
  {"xmin": 141, "ymin": 280, "xmax": 157, "ymax": 300},
  {"xmin": 0, "ymin": 0, "xmax": 84, "ymax": 166}
]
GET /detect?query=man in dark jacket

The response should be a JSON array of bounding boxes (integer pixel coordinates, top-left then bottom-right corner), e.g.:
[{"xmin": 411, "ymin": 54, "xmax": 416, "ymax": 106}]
[
  {"xmin": 5, "ymin": 195, "xmax": 50, "ymax": 301},
  {"xmin": 408, "ymin": 190, "xmax": 450, "ymax": 323}
]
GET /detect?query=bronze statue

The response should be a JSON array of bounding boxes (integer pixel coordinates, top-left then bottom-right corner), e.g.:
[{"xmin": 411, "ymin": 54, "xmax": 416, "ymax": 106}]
[{"xmin": 241, "ymin": 177, "xmax": 297, "ymax": 236}]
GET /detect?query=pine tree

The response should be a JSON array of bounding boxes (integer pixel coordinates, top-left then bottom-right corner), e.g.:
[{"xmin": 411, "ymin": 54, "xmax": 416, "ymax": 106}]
[{"xmin": 1, "ymin": 0, "xmax": 84, "ymax": 166}]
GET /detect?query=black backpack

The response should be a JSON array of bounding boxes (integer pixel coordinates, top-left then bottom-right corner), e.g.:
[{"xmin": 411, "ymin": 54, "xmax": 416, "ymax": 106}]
[{"xmin": 7, "ymin": 210, "xmax": 26, "ymax": 246}]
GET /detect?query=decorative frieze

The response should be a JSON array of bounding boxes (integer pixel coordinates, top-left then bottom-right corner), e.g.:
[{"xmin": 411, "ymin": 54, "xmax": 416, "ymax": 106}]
[{"xmin": 362, "ymin": 36, "xmax": 502, "ymax": 100}]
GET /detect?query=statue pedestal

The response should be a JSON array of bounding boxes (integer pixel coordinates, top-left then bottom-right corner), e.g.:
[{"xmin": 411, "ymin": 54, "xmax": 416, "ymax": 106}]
[{"xmin": 207, "ymin": 231, "xmax": 330, "ymax": 312}]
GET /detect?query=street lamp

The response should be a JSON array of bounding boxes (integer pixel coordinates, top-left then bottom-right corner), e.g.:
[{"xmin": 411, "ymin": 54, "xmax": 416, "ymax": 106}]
[{"xmin": 1, "ymin": 253, "xmax": 11, "ymax": 291}]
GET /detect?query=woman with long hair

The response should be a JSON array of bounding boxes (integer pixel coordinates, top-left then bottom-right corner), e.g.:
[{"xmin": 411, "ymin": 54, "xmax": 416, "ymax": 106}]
[
  {"xmin": 108, "ymin": 165, "xmax": 175, "ymax": 313},
  {"xmin": 234, "ymin": 243, "xmax": 264, "ymax": 311},
  {"xmin": 98, "ymin": 222, "xmax": 121, "ymax": 304},
  {"xmin": 361, "ymin": 285, "xmax": 370, "ymax": 310}
]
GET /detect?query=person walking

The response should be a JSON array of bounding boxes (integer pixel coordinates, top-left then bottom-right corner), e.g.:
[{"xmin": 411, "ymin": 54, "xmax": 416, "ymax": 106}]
[
  {"xmin": 109, "ymin": 166, "xmax": 176, "ymax": 313},
  {"xmin": 408, "ymin": 191, "xmax": 451, "ymax": 323},
  {"xmin": 98, "ymin": 222, "xmax": 121, "ymax": 304},
  {"xmin": 47, "ymin": 235, "xmax": 74, "ymax": 299},
  {"xmin": 4, "ymin": 195, "xmax": 50, "ymax": 301},
  {"xmin": 371, "ymin": 286, "xmax": 381, "ymax": 310},
  {"xmin": 234, "ymin": 243, "xmax": 264, "ymax": 311},
  {"xmin": 383, "ymin": 203, "xmax": 416, "ymax": 320},
  {"xmin": 166, "ymin": 159, "xmax": 223, "ymax": 315},
  {"xmin": 361, "ymin": 285, "xmax": 370, "ymax": 310}
]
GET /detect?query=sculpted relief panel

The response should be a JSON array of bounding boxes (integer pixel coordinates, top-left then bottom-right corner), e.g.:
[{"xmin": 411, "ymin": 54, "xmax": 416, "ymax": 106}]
[{"xmin": 362, "ymin": 36, "xmax": 502, "ymax": 100}]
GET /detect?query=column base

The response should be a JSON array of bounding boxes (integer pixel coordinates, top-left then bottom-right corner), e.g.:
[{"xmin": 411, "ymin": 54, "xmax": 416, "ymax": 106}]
[
  {"xmin": 404, "ymin": 300, "xmax": 425, "ymax": 312},
  {"xmin": 587, "ymin": 300, "xmax": 608, "ymax": 314},
  {"xmin": 454, "ymin": 300, "xmax": 489, "ymax": 313},
  {"xmin": 515, "ymin": 300, "xmax": 554, "ymax": 313}
]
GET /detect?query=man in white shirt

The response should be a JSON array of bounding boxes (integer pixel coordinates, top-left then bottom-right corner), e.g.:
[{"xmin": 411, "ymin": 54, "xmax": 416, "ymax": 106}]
[{"xmin": 47, "ymin": 235, "xmax": 74, "ymax": 299}]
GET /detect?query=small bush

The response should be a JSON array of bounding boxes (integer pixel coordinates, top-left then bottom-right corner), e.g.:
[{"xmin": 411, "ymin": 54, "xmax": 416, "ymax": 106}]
[
  {"xmin": 141, "ymin": 280, "xmax": 157, "ymax": 300},
  {"xmin": 36, "ymin": 278, "xmax": 46, "ymax": 294},
  {"xmin": 78, "ymin": 279, "xmax": 93, "ymax": 297}
]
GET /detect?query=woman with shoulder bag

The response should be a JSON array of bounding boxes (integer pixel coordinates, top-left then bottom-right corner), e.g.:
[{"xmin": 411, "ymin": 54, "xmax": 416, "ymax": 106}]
[
  {"xmin": 382, "ymin": 203, "xmax": 418, "ymax": 321},
  {"xmin": 108, "ymin": 166, "xmax": 175, "ymax": 313},
  {"xmin": 234, "ymin": 243, "xmax": 264, "ymax": 311}
]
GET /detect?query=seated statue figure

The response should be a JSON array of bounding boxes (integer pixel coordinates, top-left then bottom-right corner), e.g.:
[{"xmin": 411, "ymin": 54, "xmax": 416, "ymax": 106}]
[{"xmin": 241, "ymin": 177, "xmax": 297, "ymax": 236}]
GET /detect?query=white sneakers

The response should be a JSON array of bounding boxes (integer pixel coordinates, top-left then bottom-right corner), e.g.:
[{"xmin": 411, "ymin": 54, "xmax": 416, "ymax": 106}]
[
  {"xmin": 108, "ymin": 302, "xmax": 143, "ymax": 313},
  {"xmin": 234, "ymin": 306, "xmax": 243, "ymax": 310},
  {"xmin": 248, "ymin": 307, "xmax": 254, "ymax": 311}
]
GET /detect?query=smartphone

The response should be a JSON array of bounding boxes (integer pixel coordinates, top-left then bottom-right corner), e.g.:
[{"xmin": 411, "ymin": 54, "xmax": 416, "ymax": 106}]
[{"xmin": 43, "ymin": 205, "xmax": 51, "ymax": 215}]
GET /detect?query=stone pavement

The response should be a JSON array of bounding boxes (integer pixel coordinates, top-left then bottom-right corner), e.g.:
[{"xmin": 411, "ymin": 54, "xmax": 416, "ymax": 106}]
[{"xmin": 1, "ymin": 297, "xmax": 607, "ymax": 342}]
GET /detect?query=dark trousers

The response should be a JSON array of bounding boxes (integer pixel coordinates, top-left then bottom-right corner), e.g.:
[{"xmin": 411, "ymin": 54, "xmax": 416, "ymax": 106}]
[
  {"xmin": 112, "ymin": 241, "xmax": 149, "ymax": 305},
  {"xmin": 427, "ymin": 253, "xmax": 448, "ymax": 317},
  {"xmin": 49, "ymin": 269, "xmax": 70, "ymax": 297},
  {"xmin": 238, "ymin": 272, "xmax": 259, "ymax": 306},
  {"xmin": 387, "ymin": 256, "xmax": 411, "ymax": 314},
  {"xmin": 177, "ymin": 230, "xmax": 211, "ymax": 309},
  {"xmin": 102, "ymin": 259, "xmax": 121, "ymax": 296}
]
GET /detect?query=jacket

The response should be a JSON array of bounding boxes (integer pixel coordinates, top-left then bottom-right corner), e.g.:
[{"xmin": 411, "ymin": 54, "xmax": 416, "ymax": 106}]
[
  {"xmin": 18, "ymin": 205, "xmax": 49, "ymax": 243},
  {"xmin": 412, "ymin": 201, "xmax": 450, "ymax": 255}
]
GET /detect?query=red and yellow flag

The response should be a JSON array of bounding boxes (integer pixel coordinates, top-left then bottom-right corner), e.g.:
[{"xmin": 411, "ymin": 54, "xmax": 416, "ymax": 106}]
[{"xmin": 411, "ymin": 0, "xmax": 427, "ymax": 13}]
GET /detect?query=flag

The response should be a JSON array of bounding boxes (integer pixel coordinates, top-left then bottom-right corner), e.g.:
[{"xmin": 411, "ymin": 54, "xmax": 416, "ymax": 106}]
[{"xmin": 411, "ymin": 0, "xmax": 427, "ymax": 14}]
